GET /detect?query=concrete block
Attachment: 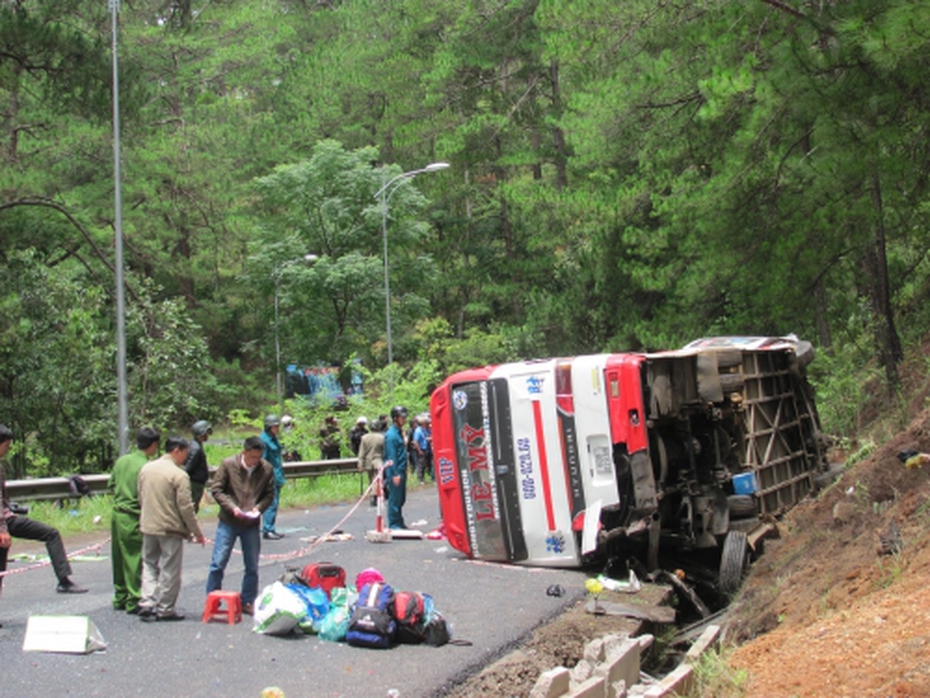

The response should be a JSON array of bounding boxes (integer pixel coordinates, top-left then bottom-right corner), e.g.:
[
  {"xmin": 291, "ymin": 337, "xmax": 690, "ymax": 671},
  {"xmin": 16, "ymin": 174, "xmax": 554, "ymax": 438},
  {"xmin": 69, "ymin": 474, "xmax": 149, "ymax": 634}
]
[
  {"xmin": 602, "ymin": 633, "xmax": 628, "ymax": 660},
  {"xmin": 601, "ymin": 633, "xmax": 630, "ymax": 659},
  {"xmin": 530, "ymin": 666, "xmax": 572, "ymax": 698},
  {"xmin": 594, "ymin": 637, "xmax": 641, "ymax": 689},
  {"xmin": 571, "ymin": 658, "xmax": 594, "ymax": 684},
  {"xmin": 636, "ymin": 634, "xmax": 655, "ymax": 651},
  {"xmin": 684, "ymin": 624, "xmax": 720, "ymax": 662},
  {"xmin": 608, "ymin": 679, "xmax": 628, "ymax": 698},
  {"xmin": 584, "ymin": 636, "xmax": 607, "ymax": 664},
  {"xmin": 569, "ymin": 675, "xmax": 607, "ymax": 698},
  {"xmin": 642, "ymin": 664, "xmax": 694, "ymax": 697}
]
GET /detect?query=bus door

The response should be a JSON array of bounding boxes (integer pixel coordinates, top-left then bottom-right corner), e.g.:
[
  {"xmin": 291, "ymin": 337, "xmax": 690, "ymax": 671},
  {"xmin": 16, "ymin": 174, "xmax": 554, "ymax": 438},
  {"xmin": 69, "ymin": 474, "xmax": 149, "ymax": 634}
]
[
  {"xmin": 568, "ymin": 355, "xmax": 622, "ymax": 511},
  {"xmin": 505, "ymin": 361, "xmax": 580, "ymax": 566}
]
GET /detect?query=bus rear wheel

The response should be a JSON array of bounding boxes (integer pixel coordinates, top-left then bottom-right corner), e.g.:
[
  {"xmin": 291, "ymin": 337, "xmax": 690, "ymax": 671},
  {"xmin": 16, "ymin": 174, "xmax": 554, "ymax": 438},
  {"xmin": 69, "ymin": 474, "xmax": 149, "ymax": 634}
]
[{"xmin": 718, "ymin": 530, "xmax": 749, "ymax": 594}]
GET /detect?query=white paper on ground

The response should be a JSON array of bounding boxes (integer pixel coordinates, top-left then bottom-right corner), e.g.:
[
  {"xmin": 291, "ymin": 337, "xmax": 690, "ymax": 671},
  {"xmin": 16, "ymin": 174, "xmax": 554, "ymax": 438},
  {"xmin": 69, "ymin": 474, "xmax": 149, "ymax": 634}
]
[{"xmin": 22, "ymin": 616, "xmax": 107, "ymax": 654}]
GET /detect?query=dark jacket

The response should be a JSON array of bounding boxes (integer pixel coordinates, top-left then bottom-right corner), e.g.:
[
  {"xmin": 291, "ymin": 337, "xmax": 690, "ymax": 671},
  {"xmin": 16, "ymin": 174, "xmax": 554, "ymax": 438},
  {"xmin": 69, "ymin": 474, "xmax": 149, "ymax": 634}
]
[
  {"xmin": 210, "ymin": 454, "xmax": 276, "ymax": 527},
  {"xmin": 184, "ymin": 439, "xmax": 209, "ymax": 485}
]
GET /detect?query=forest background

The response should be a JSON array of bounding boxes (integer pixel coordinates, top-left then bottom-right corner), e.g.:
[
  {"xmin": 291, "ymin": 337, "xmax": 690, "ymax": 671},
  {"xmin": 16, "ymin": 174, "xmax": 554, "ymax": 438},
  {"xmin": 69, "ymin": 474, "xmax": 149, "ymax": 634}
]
[{"xmin": 2, "ymin": 0, "xmax": 929, "ymax": 477}]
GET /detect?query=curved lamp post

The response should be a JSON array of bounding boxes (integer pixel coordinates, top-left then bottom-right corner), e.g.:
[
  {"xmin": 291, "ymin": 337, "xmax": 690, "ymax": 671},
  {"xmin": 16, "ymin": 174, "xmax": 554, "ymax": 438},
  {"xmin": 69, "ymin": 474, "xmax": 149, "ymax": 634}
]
[
  {"xmin": 274, "ymin": 253, "xmax": 318, "ymax": 411},
  {"xmin": 373, "ymin": 162, "xmax": 450, "ymax": 392}
]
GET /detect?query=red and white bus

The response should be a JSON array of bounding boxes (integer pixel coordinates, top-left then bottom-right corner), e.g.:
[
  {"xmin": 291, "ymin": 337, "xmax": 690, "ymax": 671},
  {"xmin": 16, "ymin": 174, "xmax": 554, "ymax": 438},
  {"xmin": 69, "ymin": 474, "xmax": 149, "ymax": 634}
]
[{"xmin": 430, "ymin": 337, "xmax": 828, "ymax": 588}]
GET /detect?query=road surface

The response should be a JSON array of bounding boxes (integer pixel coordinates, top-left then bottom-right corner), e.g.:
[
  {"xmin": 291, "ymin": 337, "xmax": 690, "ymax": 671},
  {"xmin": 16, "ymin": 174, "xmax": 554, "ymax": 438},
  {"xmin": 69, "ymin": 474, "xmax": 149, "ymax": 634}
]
[{"xmin": 0, "ymin": 487, "xmax": 588, "ymax": 698}]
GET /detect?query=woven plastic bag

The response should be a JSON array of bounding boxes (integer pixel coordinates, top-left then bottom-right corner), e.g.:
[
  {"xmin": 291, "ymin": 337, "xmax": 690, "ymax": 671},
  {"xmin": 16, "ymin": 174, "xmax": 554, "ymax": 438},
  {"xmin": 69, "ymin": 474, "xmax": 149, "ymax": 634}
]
[{"xmin": 253, "ymin": 582, "xmax": 307, "ymax": 635}]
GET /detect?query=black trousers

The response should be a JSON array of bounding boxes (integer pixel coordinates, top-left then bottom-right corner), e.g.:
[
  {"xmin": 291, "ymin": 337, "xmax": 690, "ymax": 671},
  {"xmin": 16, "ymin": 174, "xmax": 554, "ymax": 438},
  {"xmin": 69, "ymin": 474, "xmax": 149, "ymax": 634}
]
[{"xmin": 0, "ymin": 515, "xmax": 72, "ymax": 590}]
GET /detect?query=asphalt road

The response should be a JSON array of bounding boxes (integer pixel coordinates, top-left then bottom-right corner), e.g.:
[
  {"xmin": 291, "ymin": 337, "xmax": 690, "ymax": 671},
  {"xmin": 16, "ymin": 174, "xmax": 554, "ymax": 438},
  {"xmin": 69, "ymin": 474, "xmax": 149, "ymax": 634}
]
[{"xmin": 0, "ymin": 487, "xmax": 589, "ymax": 698}]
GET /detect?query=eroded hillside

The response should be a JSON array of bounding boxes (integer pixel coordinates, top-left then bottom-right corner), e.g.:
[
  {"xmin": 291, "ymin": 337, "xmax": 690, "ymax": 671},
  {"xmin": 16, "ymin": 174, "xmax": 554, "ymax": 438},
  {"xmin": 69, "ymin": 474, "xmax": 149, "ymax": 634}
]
[{"xmin": 725, "ymin": 413, "xmax": 930, "ymax": 697}]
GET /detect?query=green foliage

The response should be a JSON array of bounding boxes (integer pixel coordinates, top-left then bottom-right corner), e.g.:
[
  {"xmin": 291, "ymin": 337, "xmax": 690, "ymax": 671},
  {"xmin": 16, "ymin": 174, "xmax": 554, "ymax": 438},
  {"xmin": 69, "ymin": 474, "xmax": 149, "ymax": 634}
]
[
  {"xmin": 0, "ymin": 250, "xmax": 114, "ymax": 477},
  {"xmin": 687, "ymin": 646, "xmax": 748, "ymax": 698},
  {"xmin": 248, "ymin": 140, "xmax": 441, "ymax": 367},
  {"xmin": 5, "ymin": 0, "xmax": 930, "ymax": 471},
  {"xmin": 847, "ymin": 442, "xmax": 877, "ymax": 470},
  {"xmin": 807, "ymin": 345, "xmax": 883, "ymax": 437},
  {"xmin": 873, "ymin": 550, "xmax": 906, "ymax": 590},
  {"xmin": 410, "ymin": 317, "xmax": 527, "ymax": 375},
  {"xmin": 127, "ymin": 292, "xmax": 220, "ymax": 428}
]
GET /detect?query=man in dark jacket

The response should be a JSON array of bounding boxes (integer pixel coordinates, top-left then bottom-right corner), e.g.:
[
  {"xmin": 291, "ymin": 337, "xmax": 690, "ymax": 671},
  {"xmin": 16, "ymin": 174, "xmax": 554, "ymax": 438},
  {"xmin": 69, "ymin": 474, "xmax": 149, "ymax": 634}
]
[
  {"xmin": 184, "ymin": 420, "xmax": 212, "ymax": 513},
  {"xmin": 348, "ymin": 416, "xmax": 368, "ymax": 456},
  {"xmin": 206, "ymin": 436, "xmax": 276, "ymax": 615},
  {"xmin": 319, "ymin": 415, "xmax": 342, "ymax": 460}
]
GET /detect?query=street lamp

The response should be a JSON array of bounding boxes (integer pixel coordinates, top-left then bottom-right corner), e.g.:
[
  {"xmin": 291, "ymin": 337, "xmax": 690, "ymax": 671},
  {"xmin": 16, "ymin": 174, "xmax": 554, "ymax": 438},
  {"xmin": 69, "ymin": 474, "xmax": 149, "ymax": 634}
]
[
  {"xmin": 110, "ymin": 0, "xmax": 129, "ymax": 455},
  {"xmin": 373, "ymin": 162, "xmax": 450, "ymax": 386},
  {"xmin": 274, "ymin": 253, "xmax": 318, "ymax": 411}
]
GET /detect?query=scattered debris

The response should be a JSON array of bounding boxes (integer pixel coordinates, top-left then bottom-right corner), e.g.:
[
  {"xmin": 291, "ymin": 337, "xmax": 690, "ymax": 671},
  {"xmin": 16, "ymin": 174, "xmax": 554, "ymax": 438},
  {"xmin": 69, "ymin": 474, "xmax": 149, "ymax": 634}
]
[
  {"xmin": 584, "ymin": 599, "xmax": 676, "ymax": 624},
  {"xmin": 299, "ymin": 533, "xmax": 354, "ymax": 544},
  {"xmin": 597, "ymin": 571, "xmax": 642, "ymax": 594},
  {"xmin": 877, "ymin": 520, "xmax": 902, "ymax": 556}
]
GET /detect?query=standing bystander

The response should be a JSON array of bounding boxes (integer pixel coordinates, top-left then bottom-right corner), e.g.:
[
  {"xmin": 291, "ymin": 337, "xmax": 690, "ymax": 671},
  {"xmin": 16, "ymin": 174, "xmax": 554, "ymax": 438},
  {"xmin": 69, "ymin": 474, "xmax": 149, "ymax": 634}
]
[
  {"xmin": 137, "ymin": 436, "xmax": 205, "ymax": 621},
  {"xmin": 406, "ymin": 414, "xmax": 419, "ymax": 475},
  {"xmin": 413, "ymin": 415, "xmax": 433, "ymax": 483},
  {"xmin": 261, "ymin": 415, "xmax": 285, "ymax": 540},
  {"xmin": 319, "ymin": 415, "xmax": 342, "ymax": 460},
  {"xmin": 357, "ymin": 418, "xmax": 386, "ymax": 506},
  {"xmin": 206, "ymin": 436, "xmax": 275, "ymax": 615},
  {"xmin": 384, "ymin": 406, "xmax": 409, "ymax": 530},
  {"xmin": 108, "ymin": 426, "xmax": 160, "ymax": 614},
  {"xmin": 349, "ymin": 416, "xmax": 368, "ymax": 456},
  {"xmin": 184, "ymin": 420, "xmax": 212, "ymax": 513}
]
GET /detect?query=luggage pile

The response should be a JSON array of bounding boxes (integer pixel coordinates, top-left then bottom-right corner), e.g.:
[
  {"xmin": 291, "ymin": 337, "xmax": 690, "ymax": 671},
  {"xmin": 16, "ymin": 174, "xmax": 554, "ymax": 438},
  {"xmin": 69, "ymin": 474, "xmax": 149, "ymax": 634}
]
[{"xmin": 252, "ymin": 563, "xmax": 450, "ymax": 649}]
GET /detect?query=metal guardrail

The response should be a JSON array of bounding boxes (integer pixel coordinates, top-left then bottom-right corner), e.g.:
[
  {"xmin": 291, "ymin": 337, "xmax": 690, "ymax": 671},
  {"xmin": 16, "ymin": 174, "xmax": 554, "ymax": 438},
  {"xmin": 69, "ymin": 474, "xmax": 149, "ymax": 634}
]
[{"xmin": 5, "ymin": 458, "xmax": 363, "ymax": 503}]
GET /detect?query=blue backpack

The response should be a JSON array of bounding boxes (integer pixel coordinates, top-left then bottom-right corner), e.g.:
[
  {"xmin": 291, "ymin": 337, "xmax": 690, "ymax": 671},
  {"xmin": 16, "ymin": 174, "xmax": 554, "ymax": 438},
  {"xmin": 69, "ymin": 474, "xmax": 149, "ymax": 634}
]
[{"xmin": 345, "ymin": 582, "xmax": 396, "ymax": 649}]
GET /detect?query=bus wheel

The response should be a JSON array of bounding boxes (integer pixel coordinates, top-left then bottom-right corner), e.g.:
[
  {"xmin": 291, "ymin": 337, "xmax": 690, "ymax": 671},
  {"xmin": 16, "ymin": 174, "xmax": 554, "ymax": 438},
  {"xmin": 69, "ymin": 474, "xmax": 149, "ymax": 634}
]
[
  {"xmin": 727, "ymin": 494, "xmax": 756, "ymax": 519},
  {"xmin": 719, "ymin": 530, "xmax": 749, "ymax": 594}
]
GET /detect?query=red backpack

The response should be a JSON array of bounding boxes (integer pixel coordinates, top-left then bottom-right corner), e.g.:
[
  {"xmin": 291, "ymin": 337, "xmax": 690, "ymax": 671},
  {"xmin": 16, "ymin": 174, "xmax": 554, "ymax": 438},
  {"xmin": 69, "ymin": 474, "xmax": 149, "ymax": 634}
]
[
  {"xmin": 392, "ymin": 590, "xmax": 427, "ymax": 644},
  {"xmin": 300, "ymin": 562, "xmax": 346, "ymax": 599}
]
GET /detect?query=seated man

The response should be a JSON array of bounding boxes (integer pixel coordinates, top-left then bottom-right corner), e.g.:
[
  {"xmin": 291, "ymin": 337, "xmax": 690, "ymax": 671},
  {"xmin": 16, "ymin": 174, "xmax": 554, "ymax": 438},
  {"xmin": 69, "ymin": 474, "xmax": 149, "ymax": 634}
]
[{"xmin": 0, "ymin": 424, "xmax": 88, "ymax": 604}]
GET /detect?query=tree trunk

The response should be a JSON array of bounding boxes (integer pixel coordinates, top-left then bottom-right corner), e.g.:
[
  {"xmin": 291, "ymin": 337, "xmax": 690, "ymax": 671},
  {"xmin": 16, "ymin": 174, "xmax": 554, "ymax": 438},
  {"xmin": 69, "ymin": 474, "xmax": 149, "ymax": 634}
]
[
  {"xmin": 550, "ymin": 60, "xmax": 567, "ymax": 190},
  {"xmin": 813, "ymin": 278, "xmax": 832, "ymax": 351},
  {"xmin": 863, "ymin": 171, "xmax": 902, "ymax": 391}
]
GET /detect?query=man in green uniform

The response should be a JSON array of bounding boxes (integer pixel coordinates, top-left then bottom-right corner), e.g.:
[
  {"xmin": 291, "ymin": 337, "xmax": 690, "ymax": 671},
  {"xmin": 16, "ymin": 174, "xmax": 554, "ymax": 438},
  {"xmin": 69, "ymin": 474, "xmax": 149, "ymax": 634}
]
[{"xmin": 108, "ymin": 427, "xmax": 160, "ymax": 614}]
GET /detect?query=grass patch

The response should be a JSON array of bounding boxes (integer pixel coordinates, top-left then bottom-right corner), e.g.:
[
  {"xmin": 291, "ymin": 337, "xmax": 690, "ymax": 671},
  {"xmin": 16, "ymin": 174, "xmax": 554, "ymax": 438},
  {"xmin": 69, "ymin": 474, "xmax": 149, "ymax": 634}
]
[
  {"xmin": 279, "ymin": 473, "xmax": 370, "ymax": 508},
  {"xmin": 688, "ymin": 647, "xmax": 748, "ymax": 698},
  {"xmin": 19, "ymin": 497, "xmax": 114, "ymax": 537},
  {"xmin": 873, "ymin": 550, "xmax": 906, "ymax": 590}
]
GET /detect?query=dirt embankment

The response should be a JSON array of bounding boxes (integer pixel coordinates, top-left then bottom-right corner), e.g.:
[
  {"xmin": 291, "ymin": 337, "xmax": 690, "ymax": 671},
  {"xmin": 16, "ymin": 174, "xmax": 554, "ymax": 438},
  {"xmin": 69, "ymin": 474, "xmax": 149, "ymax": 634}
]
[{"xmin": 726, "ymin": 414, "xmax": 930, "ymax": 698}]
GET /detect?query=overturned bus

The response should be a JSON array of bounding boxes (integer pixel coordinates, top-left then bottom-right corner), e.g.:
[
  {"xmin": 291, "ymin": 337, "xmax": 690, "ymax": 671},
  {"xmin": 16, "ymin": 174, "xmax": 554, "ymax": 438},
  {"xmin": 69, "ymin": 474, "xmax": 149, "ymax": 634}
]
[{"xmin": 430, "ymin": 336, "xmax": 829, "ymax": 591}]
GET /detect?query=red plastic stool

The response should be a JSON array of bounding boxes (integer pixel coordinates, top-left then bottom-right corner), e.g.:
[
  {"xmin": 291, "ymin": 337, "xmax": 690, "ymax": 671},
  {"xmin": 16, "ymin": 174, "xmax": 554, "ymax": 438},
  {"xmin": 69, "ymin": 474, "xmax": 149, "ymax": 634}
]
[{"xmin": 202, "ymin": 590, "xmax": 242, "ymax": 624}]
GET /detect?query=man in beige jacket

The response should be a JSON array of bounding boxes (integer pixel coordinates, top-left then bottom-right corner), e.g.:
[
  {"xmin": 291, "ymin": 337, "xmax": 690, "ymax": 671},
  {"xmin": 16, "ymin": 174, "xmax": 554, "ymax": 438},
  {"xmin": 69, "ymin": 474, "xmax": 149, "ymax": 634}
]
[
  {"xmin": 357, "ymin": 417, "xmax": 386, "ymax": 507},
  {"xmin": 138, "ymin": 436, "xmax": 205, "ymax": 621}
]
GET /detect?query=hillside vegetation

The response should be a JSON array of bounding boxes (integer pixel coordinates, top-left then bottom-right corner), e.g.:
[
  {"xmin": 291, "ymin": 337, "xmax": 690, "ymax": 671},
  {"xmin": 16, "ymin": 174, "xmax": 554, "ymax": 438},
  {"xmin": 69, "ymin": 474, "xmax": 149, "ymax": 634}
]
[{"xmin": 3, "ymin": 1, "xmax": 930, "ymax": 477}]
